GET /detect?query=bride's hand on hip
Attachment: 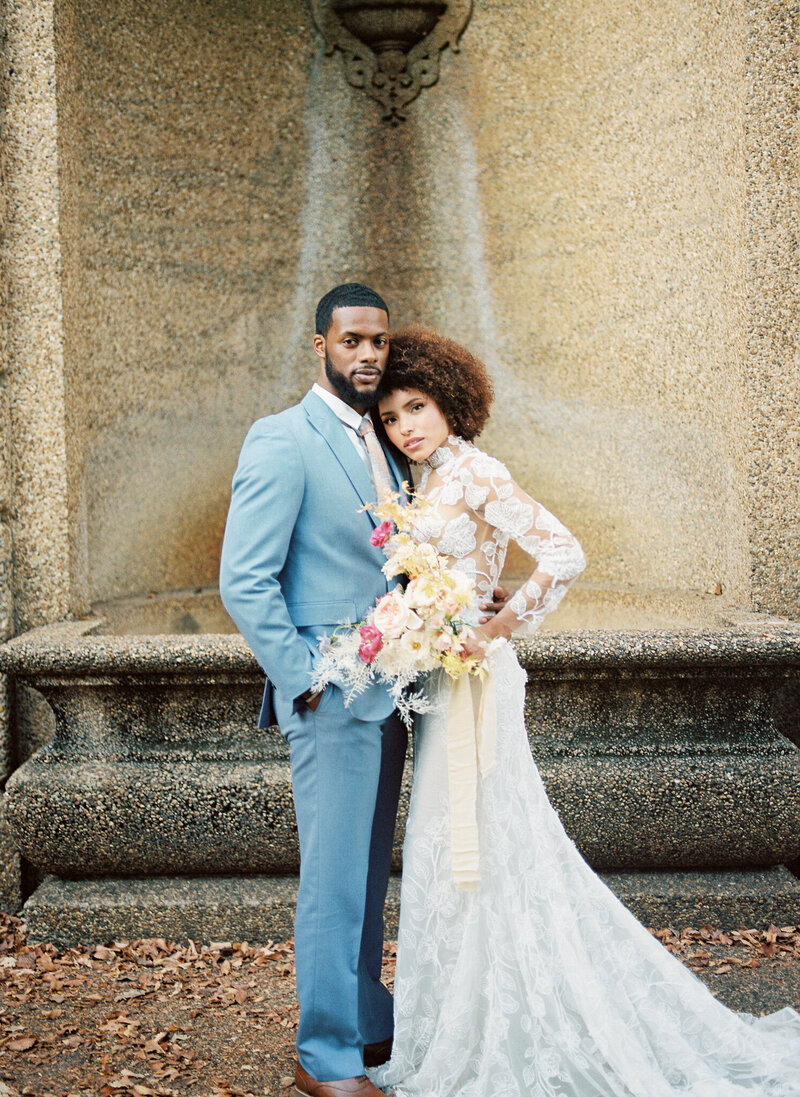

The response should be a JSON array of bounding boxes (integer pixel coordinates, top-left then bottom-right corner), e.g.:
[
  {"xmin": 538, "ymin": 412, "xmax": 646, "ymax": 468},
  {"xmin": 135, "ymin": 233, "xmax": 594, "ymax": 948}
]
[{"xmin": 478, "ymin": 585, "xmax": 511, "ymax": 623}]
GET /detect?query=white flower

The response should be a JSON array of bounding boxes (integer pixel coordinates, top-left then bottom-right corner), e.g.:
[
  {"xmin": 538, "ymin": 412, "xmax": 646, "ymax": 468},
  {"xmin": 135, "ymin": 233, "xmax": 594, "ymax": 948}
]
[
  {"xmin": 405, "ymin": 577, "xmax": 436, "ymax": 608},
  {"xmin": 399, "ymin": 627, "xmax": 434, "ymax": 667},
  {"xmin": 434, "ymin": 631, "xmax": 456, "ymax": 652},
  {"xmin": 449, "ymin": 569, "xmax": 473, "ymax": 600},
  {"xmin": 415, "ymin": 542, "xmax": 438, "ymax": 563}
]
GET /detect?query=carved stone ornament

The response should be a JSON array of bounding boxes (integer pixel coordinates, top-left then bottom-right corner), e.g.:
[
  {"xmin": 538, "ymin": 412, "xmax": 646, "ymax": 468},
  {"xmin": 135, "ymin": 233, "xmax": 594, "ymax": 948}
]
[{"xmin": 310, "ymin": 0, "xmax": 473, "ymax": 125}]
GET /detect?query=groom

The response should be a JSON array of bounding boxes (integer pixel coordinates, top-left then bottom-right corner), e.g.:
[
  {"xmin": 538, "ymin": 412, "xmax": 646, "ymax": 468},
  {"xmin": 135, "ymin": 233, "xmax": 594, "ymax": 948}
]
[{"xmin": 220, "ymin": 284, "xmax": 408, "ymax": 1097}]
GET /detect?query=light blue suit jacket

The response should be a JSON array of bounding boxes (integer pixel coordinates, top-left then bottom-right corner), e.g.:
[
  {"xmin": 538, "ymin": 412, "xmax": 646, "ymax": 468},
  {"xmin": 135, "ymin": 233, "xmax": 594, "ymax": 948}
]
[{"xmin": 220, "ymin": 390, "xmax": 408, "ymax": 726}]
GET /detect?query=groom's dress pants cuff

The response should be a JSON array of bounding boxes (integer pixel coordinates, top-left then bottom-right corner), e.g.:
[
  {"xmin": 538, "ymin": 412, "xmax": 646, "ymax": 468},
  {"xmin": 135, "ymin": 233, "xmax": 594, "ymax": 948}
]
[{"xmin": 362, "ymin": 1037, "xmax": 393, "ymax": 1068}]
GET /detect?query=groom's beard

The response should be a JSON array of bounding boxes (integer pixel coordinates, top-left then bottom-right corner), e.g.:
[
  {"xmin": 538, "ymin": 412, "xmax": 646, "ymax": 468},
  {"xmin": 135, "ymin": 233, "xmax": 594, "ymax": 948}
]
[{"xmin": 325, "ymin": 353, "xmax": 381, "ymax": 409}]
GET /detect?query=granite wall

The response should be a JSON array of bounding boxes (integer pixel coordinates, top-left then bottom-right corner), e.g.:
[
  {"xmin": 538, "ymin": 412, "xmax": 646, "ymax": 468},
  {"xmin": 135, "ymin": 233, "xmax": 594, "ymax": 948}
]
[
  {"xmin": 1, "ymin": 0, "xmax": 75, "ymax": 910},
  {"xmin": 46, "ymin": 0, "xmax": 799, "ymax": 618},
  {"xmin": 466, "ymin": 0, "xmax": 752, "ymax": 606},
  {"xmin": 53, "ymin": 0, "xmax": 318, "ymax": 605}
]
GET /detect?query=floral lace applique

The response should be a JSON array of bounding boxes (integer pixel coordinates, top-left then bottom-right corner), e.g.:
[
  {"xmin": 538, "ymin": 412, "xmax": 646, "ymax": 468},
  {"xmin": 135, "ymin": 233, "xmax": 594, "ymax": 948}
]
[
  {"xmin": 436, "ymin": 512, "xmax": 477, "ymax": 559},
  {"xmin": 416, "ymin": 438, "xmax": 586, "ymax": 635}
]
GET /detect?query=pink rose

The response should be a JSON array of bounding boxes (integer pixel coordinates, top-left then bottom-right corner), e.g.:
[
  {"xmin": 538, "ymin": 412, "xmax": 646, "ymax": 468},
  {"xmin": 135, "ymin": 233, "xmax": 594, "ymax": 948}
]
[
  {"xmin": 370, "ymin": 520, "xmax": 393, "ymax": 548},
  {"xmin": 358, "ymin": 623, "xmax": 383, "ymax": 664}
]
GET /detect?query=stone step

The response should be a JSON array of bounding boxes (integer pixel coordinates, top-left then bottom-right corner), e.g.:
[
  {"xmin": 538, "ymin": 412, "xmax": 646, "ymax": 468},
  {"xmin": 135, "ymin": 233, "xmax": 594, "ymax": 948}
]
[
  {"xmin": 22, "ymin": 868, "xmax": 800, "ymax": 949},
  {"xmin": 6, "ymin": 751, "xmax": 797, "ymax": 876}
]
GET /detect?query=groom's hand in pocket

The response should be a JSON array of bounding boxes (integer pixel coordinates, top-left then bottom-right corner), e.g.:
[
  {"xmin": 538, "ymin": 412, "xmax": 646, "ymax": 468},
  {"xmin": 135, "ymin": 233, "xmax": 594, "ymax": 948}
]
[
  {"xmin": 296, "ymin": 686, "xmax": 324, "ymax": 712},
  {"xmin": 479, "ymin": 585, "xmax": 511, "ymax": 624},
  {"xmin": 306, "ymin": 690, "xmax": 324, "ymax": 712}
]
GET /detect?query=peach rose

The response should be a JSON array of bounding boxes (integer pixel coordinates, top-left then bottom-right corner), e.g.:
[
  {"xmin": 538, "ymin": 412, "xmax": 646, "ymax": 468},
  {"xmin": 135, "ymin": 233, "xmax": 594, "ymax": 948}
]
[{"xmin": 373, "ymin": 590, "xmax": 422, "ymax": 638}]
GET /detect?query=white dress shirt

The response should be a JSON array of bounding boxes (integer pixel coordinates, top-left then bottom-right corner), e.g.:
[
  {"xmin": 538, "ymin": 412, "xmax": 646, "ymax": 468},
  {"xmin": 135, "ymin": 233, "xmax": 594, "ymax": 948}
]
[{"xmin": 312, "ymin": 382, "xmax": 373, "ymax": 476}]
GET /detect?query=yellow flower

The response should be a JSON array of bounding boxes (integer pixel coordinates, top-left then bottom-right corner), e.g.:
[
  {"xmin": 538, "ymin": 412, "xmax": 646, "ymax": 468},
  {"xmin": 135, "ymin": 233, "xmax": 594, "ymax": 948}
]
[{"xmin": 440, "ymin": 651, "xmax": 470, "ymax": 679}]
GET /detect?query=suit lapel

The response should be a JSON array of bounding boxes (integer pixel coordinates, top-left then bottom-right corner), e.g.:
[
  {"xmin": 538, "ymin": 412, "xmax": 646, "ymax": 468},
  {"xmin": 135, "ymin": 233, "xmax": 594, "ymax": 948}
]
[{"xmin": 302, "ymin": 391, "xmax": 380, "ymax": 525}]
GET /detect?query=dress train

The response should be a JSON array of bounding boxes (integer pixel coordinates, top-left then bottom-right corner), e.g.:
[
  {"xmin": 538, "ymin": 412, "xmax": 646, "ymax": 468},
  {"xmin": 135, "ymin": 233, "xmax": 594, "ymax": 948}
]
[{"xmin": 372, "ymin": 643, "xmax": 800, "ymax": 1097}]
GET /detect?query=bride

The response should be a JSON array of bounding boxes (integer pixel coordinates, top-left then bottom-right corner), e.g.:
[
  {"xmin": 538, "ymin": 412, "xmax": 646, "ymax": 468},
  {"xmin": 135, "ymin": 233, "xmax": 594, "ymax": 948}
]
[{"xmin": 369, "ymin": 327, "xmax": 800, "ymax": 1097}]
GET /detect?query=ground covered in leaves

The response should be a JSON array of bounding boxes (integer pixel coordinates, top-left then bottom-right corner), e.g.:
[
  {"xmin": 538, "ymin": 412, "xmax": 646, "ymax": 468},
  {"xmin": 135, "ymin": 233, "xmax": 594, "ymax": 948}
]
[{"xmin": 2, "ymin": 914, "xmax": 800, "ymax": 1097}]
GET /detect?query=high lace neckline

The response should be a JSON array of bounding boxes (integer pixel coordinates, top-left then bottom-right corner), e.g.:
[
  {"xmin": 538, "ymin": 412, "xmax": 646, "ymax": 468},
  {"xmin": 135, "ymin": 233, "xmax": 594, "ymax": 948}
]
[{"xmin": 424, "ymin": 435, "xmax": 473, "ymax": 471}]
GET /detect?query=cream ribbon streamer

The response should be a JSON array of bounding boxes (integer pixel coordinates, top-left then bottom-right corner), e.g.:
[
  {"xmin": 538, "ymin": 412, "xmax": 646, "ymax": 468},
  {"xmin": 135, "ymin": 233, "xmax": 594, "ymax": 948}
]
[{"xmin": 445, "ymin": 669, "xmax": 497, "ymax": 889}]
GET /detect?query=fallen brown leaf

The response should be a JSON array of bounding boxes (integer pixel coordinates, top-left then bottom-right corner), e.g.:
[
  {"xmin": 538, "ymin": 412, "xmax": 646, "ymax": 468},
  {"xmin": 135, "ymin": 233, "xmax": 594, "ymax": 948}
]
[{"xmin": 5, "ymin": 1034, "xmax": 37, "ymax": 1051}]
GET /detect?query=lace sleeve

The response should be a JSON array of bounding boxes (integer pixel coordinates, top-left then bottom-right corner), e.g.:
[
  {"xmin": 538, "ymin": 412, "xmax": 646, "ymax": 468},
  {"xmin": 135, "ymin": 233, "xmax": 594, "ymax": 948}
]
[{"xmin": 465, "ymin": 451, "xmax": 586, "ymax": 636}]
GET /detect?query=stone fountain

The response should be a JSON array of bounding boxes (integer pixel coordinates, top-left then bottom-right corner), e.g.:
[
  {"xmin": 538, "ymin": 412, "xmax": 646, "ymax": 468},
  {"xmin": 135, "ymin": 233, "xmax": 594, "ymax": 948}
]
[
  {"xmin": 0, "ymin": 0, "xmax": 798, "ymax": 941},
  {"xmin": 2, "ymin": 616, "xmax": 800, "ymax": 944}
]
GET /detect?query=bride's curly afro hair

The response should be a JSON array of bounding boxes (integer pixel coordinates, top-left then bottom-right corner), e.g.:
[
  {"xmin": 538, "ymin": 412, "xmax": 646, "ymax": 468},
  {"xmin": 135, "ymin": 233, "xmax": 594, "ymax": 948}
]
[{"xmin": 379, "ymin": 326, "xmax": 494, "ymax": 441}]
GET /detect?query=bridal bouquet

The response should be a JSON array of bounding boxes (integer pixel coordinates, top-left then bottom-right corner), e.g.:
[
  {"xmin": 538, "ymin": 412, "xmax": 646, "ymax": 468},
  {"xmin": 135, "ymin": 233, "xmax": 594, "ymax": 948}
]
[{"xmin": 310, "ymin": 487, "xmax": 489, "ymax": 725}]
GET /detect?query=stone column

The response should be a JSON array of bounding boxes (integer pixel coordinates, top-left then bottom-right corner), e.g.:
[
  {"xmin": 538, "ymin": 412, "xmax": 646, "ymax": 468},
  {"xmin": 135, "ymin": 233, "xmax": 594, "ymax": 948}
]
[
  {"xmin": 0, "ymin": 0, "xmax": 17, "ymax": 911},
  {"xmin": 2, "ymin": 0, "xmax": 71, "ymax": 629},
  {"xmin": 0, "ymin": 0, "xmax": 73, "ymax": 911},
  {"xmin": 744, "ymin": 0, "xmax": 800, "ymax": 617}
]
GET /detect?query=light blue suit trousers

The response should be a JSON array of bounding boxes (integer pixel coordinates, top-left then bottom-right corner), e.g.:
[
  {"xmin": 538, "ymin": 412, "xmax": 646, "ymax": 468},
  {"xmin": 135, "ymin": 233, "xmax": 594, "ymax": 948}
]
[{"xmin": 220, "ymin": 391, "xmax": 408, "ymax": 1080}]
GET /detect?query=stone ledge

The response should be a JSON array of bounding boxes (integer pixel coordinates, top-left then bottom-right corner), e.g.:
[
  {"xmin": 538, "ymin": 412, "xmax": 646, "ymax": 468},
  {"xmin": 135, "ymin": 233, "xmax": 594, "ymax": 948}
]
[
  {"xmin": 0, "ymin": 621, "xmax": 258, "ymax": 677},
  {"xmin": 517, "ymin": 623, "xmax": 800, "ymax": 675},
  {"xmin": 21, "ymin": 869, "xmax": 800, "ymax": 948},
  {"xmin": 1, "ymin": 619, "xmax": 799, "ymax": 679},
  {"xmin": 8, "ymin": 750, "xmax": 794, "ymax": 876}
]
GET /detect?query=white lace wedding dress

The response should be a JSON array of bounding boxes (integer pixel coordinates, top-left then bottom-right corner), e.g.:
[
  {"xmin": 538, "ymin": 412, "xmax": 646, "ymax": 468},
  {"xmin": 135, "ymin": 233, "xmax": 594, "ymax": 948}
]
[{"xmin": 371, "ymin": 436, "xmax": 800, "ymax": 1097}]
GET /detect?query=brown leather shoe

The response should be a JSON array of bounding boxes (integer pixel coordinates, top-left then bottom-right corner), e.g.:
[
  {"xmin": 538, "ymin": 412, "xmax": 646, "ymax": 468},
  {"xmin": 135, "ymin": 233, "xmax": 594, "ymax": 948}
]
[
  {"xmin": 363, "ymin": 1036, "xmax": 393, "ymax": 1068},
  {"xmin": 294, "ymin": 1062, "xmax": 385, "ymax": 1096}
]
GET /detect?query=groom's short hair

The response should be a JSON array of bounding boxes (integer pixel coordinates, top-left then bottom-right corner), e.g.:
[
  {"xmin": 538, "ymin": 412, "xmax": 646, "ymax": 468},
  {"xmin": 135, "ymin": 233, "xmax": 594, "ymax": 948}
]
[{"xmin": 315, "ymin": 283, "xmax": 390, "ymax": 336}]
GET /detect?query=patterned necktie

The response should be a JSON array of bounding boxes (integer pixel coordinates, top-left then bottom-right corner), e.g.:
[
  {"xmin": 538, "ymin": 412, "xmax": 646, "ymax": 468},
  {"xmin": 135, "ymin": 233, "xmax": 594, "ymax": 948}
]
[{"xmin": 358, "ymin": 415, "xmax": 394, "ymax": 500}]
